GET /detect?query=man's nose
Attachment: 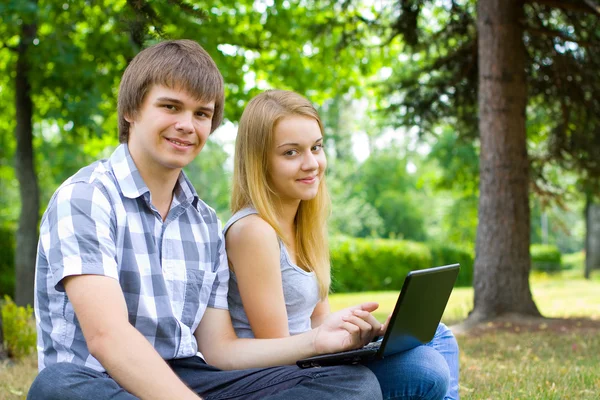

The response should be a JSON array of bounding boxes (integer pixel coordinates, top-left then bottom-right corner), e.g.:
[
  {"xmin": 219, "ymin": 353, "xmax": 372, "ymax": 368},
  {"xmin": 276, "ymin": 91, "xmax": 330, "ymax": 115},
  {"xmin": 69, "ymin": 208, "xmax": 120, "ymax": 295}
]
[{"xmin": 175, "ymin": 113, "xmax": 194, "ymax": 134}]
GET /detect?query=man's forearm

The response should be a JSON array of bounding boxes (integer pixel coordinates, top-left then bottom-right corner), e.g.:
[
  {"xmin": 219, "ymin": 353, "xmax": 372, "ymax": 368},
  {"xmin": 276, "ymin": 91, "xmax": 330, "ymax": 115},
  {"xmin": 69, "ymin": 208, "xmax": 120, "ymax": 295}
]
[
  {"xmin": 91, "ymin": 324, "xmax": 200, "ymax": 400},
  {"xmin": 203, "ymin": 330, "xmax": 318, "ymax": 370}
]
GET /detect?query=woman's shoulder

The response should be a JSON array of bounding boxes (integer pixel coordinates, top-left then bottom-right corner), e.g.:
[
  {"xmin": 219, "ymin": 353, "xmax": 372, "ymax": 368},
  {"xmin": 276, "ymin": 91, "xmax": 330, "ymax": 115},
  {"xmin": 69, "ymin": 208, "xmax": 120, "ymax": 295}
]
[{"xmin": 225, "ymin": 212, "xmax": 277, "ymax": 247}]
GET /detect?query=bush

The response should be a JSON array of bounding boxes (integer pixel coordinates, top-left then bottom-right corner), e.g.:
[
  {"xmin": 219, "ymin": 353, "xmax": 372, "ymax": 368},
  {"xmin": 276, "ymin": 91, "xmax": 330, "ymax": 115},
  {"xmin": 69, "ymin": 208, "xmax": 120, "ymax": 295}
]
[
  {"xmin": 562, "ymin": 251, "xmax": 584, "ymax": 271},
  {"xmin": 531, "ymin": 244, "xmax": 562, "ymax": 272},
  {"xmin": 330, "ymin": 236, "xmax": 432, "ymax": 292},
  {"xmin": 1, "ymin": 295, "xmax": 36, "ymax": 360},
  {"xmin": 428, "ymin": 243, "xmax": 474, "ymax": 287},
  {"xmin": 0, "ymin": 226, "xmax": 16, "ymax": 298}
]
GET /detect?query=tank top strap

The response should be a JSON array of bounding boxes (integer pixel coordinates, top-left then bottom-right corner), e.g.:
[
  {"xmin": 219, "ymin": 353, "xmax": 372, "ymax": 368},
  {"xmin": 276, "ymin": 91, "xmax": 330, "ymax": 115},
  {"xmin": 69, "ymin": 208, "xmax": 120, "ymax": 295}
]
[{"xmin": 223, "ymin": 207, "xmax": 259, "ymax": 236}]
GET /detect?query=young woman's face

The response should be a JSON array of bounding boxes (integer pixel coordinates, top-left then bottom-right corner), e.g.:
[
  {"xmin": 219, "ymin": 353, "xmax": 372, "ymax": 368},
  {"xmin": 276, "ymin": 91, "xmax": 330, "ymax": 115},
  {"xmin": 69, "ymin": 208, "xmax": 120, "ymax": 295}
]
[{"xmin": 268, "ymin": 115, "xmax": 327, "ymax": 204}]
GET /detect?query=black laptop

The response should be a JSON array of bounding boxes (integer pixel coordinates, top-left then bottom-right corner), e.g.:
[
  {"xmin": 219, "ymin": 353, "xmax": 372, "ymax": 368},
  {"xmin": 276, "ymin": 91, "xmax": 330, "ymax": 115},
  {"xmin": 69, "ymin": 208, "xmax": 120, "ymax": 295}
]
[{"xmin": 297, "ymin": 264, "xmax": 460, "ymax": 368}]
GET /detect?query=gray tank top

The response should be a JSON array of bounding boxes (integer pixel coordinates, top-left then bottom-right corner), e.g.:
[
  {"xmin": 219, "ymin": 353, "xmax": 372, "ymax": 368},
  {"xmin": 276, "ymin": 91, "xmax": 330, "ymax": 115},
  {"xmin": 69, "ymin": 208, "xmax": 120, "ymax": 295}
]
[{"xmin": 223, "ymin": 208, "xmax": 320, "ymax": 338}]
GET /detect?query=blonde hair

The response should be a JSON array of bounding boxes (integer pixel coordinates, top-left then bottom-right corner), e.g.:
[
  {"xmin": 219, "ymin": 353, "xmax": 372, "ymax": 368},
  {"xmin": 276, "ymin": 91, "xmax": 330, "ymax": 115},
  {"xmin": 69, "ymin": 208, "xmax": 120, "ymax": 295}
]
[{"xmin": 232, "ymin": 90, "xmax": 331, "ymax": 298}]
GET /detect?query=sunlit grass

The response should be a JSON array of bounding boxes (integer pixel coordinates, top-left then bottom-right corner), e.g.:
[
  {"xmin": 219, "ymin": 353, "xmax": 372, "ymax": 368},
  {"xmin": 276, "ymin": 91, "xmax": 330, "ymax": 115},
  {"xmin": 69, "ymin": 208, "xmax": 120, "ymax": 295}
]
[
  {"xmin": 329, "ymin": 267, "xmax": 600, "ymax": 399},
  {"xmin": 457, "ymin": 331, "xmax": 600, "ymax": 399},
  {"xmin": 329, "ymin": 269, "xmax": 600, "ymax": 323},
  {"xmin": 0, "ymin": 354, "xmax": 37, "ymax": 400}
]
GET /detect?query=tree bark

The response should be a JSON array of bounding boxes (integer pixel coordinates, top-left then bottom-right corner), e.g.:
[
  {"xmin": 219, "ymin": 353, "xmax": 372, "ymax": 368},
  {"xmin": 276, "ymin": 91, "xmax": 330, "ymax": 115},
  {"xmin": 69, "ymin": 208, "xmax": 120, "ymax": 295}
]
[
  {"xmin": 470, "ymin": 0, "xmax": 541, "ymax": 322},
  {"xmin": 14, "ymin": 19, "xmax": 39, "ymax": 307},
  {"xmin": 585, "ymin": 195, "xmax": 600, "ymax": 279}
]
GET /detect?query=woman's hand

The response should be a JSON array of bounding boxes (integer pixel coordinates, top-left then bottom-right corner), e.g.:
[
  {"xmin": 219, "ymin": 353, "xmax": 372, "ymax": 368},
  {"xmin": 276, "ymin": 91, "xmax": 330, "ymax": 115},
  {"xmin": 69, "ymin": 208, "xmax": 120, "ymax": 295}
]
[{"xmin": 312, "ymin": 302, "xmax": 382, "ymax": 354}]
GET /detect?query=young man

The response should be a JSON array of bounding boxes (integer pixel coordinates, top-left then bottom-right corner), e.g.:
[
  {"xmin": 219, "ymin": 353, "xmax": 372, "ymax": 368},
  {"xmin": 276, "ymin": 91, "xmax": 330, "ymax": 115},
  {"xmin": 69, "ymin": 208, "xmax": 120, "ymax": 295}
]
[{"xmin": 27, "ymin": 40, "xmax": 385, "ymax": 400}]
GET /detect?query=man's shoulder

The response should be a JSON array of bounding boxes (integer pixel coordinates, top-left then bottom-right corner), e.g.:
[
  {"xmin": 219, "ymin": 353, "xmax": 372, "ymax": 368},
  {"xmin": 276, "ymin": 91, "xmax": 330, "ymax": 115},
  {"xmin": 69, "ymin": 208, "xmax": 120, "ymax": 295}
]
[
  {"xmin": 48, "ymin": 157, "xmax": 118, "ymax": 209},
  {"xmin": 194, "ymin": 197, "xmax": 220, "ymax": 224},
  {"xmin": 65, "ymin": 158, "xmax": 113, "ymax": 187}
]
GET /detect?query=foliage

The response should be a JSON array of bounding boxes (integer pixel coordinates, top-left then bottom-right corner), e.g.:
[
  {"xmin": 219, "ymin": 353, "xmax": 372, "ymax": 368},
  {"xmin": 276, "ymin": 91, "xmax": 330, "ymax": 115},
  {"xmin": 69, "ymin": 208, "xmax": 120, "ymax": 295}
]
[
  {"xmin": 184, "ymin": 139, "xmax": 231, "ymax": 220},
  {"xmin": 330, "ymin": 236, "xmax": 432, "ymax": 292},
  {"xmin": 428, "ymin": 243, "xmax": 474, "ymax": 287},
  {"xmin": 530, "ymin": 196, "xmax": 585, "ymax": 254},
  {"xmin": 0, "ymin": 227, "xmax": 15, "ymax": 298},
  {"xmin": 1, "ymin": 296, "xmax": 36, "ymax": 360},
  {"xmin": 349, "ymin": 147, "xmax": 429, "ymax": 241},
  {"xmin": 373, "ymin": 0, "xmax": 600, "ymax": 188},
  {"xmin": 530, "ymin": 244, "xmax": 562, "ymax": 272}
]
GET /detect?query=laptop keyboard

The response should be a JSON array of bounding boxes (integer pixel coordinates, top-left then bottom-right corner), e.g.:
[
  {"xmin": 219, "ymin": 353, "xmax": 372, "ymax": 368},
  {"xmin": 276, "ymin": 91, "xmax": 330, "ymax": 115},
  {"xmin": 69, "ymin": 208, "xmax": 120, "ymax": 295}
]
[{"xmin": 331, "ymin": 339, "xmax": 381, "ymax": 357}]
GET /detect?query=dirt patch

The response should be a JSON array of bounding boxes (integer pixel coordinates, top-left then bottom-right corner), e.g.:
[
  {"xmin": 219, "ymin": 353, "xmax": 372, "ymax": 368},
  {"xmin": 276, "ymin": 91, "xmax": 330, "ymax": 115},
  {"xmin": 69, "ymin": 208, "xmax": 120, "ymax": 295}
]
[{"xmin": 451, "ymin": 315, "xmax": 600, "ymax": 337}]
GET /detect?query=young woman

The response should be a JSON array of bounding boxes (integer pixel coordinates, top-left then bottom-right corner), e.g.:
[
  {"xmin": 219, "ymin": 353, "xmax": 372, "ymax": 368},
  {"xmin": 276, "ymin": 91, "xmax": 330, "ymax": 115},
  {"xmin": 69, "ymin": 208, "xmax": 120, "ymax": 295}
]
[{"xmin": 225, "ymin": 90, "xmax": 460, "ymax": 400}]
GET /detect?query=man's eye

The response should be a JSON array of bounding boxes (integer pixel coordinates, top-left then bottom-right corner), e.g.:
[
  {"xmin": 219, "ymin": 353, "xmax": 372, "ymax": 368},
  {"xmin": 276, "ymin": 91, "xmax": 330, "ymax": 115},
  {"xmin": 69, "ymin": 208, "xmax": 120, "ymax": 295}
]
[{"xmin": 163, "ymin": 104, "xmax": 177, "ymax": 110}]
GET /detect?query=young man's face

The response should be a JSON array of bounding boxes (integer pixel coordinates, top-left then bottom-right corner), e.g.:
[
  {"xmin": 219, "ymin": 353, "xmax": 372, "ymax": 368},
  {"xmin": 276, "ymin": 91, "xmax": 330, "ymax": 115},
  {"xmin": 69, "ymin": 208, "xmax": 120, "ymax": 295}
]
[{"xmin": 126, "ymin": 85, "xmax": 215, "ymax": 174}]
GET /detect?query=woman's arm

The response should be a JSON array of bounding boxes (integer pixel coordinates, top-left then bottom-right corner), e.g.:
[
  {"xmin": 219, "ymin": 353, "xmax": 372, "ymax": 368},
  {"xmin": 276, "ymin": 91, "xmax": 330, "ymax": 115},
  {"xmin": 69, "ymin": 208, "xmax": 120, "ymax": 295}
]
[
  {"xmin": 225, "ymin": 214, "xmax": 291, "ymax": 338},
  {"xmin": 310, "ymin": 298, "xmax": 331, "ymax": 328}
]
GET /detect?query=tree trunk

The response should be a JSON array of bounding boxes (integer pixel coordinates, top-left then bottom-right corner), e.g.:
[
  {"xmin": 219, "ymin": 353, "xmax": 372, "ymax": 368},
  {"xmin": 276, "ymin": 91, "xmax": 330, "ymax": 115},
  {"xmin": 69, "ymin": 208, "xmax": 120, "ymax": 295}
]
[
  {"xmin": 14, "ymin": 19, "xmax": 40, "ymax": 307},
  {"xmin": 585, "ymin": 195, "xmax": 600, "ymax": 279},
  {"xmin": 470, "ymin": 0, "xmax": 541, "ymax": 322}
]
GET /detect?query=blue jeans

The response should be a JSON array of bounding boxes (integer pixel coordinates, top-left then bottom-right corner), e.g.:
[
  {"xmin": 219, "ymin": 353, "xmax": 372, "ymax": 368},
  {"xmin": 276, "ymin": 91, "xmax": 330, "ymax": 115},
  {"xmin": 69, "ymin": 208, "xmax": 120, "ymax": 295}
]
[
  {"xmin": 366, "ymin": 323, "xmax": 459, "ymax": 400},
  {"xmin": 28, "ymin": 357, "xmax": 382, "ymax": 400}
]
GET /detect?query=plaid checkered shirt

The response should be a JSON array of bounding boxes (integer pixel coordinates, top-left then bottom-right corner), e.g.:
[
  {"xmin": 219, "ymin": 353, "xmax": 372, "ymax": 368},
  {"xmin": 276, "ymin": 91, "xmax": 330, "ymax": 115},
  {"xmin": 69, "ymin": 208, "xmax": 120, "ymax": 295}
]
[{"xmin": 34, "ymin": 144, "xmax": 229, "ymax": 372}]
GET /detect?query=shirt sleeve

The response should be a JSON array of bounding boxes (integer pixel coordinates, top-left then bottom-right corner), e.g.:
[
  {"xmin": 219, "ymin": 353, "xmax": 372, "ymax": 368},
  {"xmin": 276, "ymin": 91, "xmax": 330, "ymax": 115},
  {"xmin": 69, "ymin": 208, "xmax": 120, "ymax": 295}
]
[
  {"xmin": 207, "ymin": 219, "xmax": 230, "ymax": 310},
  {"xmin": 42, "ymin": 181, "xmax": 119, "ymax": 292}
]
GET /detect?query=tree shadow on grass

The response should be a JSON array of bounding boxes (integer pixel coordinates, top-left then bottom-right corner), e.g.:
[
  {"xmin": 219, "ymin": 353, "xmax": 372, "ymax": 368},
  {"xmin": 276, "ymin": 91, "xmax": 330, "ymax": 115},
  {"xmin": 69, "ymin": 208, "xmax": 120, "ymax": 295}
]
[{"xmin": 451, "ymin": 314, "xmax": 600, "ymax": 337}]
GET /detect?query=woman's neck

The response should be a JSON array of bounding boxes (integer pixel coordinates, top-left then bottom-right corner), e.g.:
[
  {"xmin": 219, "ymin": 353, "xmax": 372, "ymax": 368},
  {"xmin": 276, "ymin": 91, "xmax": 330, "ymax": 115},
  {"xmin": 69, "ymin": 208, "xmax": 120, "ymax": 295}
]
[{"xmin": 275, "ymin": 199, "xmax": 301, "ymax": 242}]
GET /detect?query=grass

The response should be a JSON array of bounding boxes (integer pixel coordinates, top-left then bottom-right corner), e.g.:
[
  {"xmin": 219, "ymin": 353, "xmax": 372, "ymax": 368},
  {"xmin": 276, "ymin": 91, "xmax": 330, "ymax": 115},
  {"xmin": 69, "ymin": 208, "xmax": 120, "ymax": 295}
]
[
  {"xmin": 0, "ymin": 354, "xmax": 37, "ymax": 400},
  {"xmin": 1, "ymin": 265, "xmax": 599, "ymax": 400},
  {"xmin": 329, "ymin": 267, "xmax": 600, "ymax": 399}
]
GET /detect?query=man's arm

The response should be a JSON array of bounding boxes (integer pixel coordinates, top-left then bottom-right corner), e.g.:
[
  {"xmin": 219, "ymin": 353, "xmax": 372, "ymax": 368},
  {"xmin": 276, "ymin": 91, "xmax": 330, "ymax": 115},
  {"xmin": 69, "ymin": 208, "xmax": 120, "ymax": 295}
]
[
  {"xmin": 194, "ymin": 303, "xmax": 381, "ymax": 370},
  {"xmin": 64, "ymin": 275, "xmax": 200, "ymax": 400}
]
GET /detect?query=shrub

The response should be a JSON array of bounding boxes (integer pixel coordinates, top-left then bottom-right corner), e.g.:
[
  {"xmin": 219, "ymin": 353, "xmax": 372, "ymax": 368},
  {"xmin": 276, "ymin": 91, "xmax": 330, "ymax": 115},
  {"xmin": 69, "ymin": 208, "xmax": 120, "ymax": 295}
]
[
  {"xmin": 562, "ymin": 251, "xmax": 584, "ymax": 271},
  {"xmin": 330, "ymin": 236, "xmax": 432, "ymax": 292},
  {"xmin": 531, "ymin": 244, "xmax": 562, "ymax": 272},
  {"xmin": 1, "ymin": 295, "xmax": 36, "ymax": 360},
  {"xmin": 428, "ymin": 243, "xmax": 474, "ymax": 287}
]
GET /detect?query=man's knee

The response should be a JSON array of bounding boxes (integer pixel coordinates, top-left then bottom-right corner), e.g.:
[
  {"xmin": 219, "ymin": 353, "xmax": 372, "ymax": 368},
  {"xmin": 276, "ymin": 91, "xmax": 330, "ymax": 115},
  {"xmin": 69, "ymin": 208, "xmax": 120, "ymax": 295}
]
[
  {"xmin": 27, "ymin": 363, "xmax": 102, "ymax": 400},
  {"xmin": 334, "ymin": 365, "xmax": 382, "ymax": 400},
  {"xmin": 29, "ymin": 363, "xmax": 77, "ymax": 400}
]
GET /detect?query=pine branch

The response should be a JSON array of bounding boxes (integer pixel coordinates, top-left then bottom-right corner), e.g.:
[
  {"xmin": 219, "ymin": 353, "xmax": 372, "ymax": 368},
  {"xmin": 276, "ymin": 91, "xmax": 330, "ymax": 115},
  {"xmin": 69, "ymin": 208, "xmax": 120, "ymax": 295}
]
[
  {"xmin": 165, "ymin": 0, "xmax": 208, "ymax": 20},
  {"xmin": 527, "ymin": 0, "xmax": 600, "ymax": 16},
  {"xmin": 525, "ymin": 26, "xmax": 598, "ymax": 48},
  {"xmin": 583, "ymin": 0, "xmax": 600, "ymax": 14}
]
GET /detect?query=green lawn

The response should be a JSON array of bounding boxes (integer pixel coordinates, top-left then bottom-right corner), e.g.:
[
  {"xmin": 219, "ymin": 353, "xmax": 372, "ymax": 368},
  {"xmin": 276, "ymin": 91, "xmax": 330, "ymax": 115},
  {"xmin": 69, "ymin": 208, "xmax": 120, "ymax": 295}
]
[
  {"xmin": 2, "ymin": 269, "xmax": 599, "ymax": 400},
  {"xmin": 329, "ymin": 270, "xmax": 600, "ymax": 399},
  {"xmin": 329, "ymin": 270, "xmax": 600, "ymax": 324}
]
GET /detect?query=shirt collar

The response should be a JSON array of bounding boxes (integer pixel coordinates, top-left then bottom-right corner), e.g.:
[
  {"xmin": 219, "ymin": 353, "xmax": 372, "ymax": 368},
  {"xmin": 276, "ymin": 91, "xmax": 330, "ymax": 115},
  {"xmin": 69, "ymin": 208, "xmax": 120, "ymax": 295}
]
[{"xmin": 109, "ymin": 144, "xmax": 200, "ymax": 210}]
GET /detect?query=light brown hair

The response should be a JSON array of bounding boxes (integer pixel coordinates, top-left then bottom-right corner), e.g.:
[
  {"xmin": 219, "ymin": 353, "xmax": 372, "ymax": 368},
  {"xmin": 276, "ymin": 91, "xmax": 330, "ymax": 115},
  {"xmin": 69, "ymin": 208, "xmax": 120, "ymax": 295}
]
[
  {"xmin": 231, "ymin": 90, "xmax": 331, "ymax": 298},
  {"xmin": 117, "ymin": 39, "xmax": 224, "ymax": 143}
]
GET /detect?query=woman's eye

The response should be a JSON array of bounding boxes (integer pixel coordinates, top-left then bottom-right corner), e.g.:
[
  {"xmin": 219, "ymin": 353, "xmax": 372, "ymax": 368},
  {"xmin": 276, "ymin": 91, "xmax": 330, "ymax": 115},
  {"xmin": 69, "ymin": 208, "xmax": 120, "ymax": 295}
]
[
  {"xmin": 284, "ymin": 150, "xmax": 298, "ymax": 156},
  {"xmin": 312, "ymin": 144, "xmax": 323, "ymax": 152}
]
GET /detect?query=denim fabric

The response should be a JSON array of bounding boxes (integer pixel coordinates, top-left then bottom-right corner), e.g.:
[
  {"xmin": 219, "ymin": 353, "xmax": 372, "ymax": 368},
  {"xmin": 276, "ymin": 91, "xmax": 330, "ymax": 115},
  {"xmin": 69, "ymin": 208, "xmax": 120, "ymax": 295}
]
[
  {"xmin": 365, "ymin": 323, "xmax": 459, "ymax": 400},
  {"xmin": 425, "ymin": 323, "xmax": 460, "ymax": 399},
  {"xmin": 27, "ymin": 357, "xmax": 383, "ymax": 400}
]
